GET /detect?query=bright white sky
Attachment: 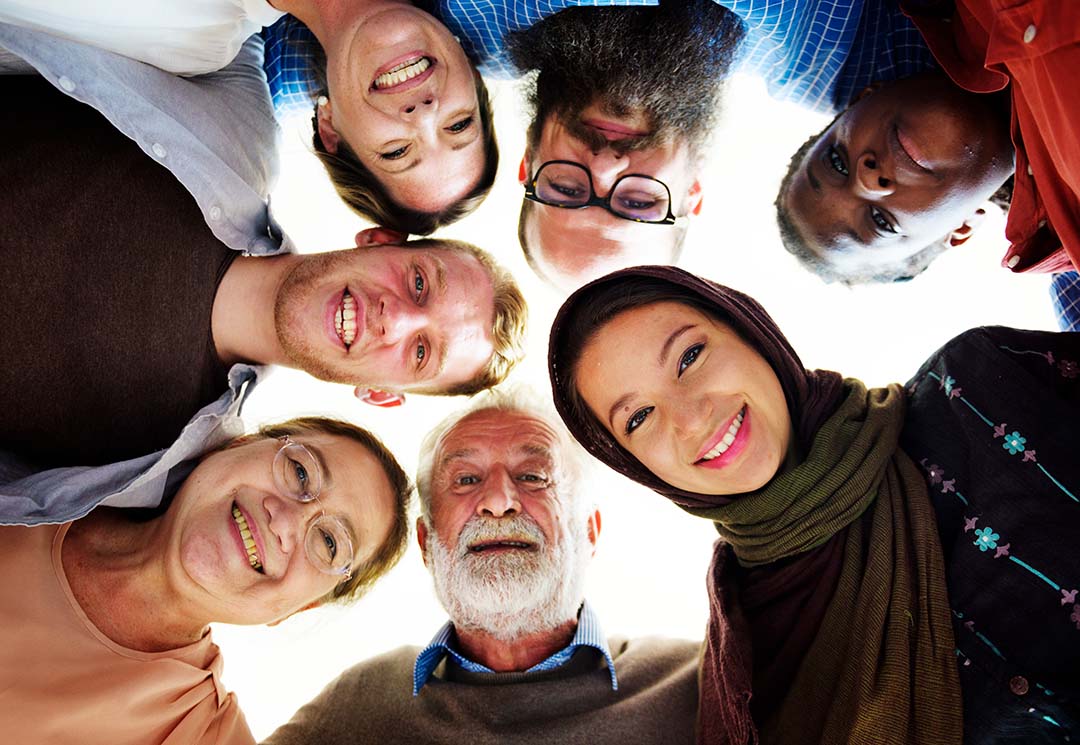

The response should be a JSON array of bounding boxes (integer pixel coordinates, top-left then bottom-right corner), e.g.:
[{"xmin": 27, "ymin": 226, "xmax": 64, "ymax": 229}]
[{"xmin": 214, "ymin": 74, "xmax": 1056, "ymax": 739}]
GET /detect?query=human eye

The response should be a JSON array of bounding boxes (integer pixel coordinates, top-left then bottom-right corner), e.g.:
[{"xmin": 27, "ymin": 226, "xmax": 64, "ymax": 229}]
[
  {"xmin": 827, "ymin": 145, "xmax": 848, "ymax": 177},
  {"xmin": 870, "ymin": 206, "xmax": 898, "ymax": 234},
  {"xmin": 678, "ymin": 343, "xmax": 704, "ymax": 376},
  {"xmin": 380, "ymin": 145, "xmax": 408, "ymax": 160},
  {"xmin": 289, "ymin": 458, "xmax": 310, "ymax": 490},
  {"xmin": 551, "ymin": 180, "xmax": 585, "ymax": 198},
  {"xmin": 617, "ymin": 194, "xmax": 658, "ymax": 211},
  {"xmin": 318, "ymin": 528, "xmax": 338, "ymax": 560},
  {"xmin": 415, "ymin": 339, "xmax": 426, "ymax": 368},
  {"xmin": 413, "ymin": 268, "xmax": 426, "ymax": 302},
  {"xmin": 625, "ymin": 406, "xmax": 654, "ymax": 435},
  {"xmin": 447, "ymin": 116, "xmax": 473, "ymax": 133},
  {"xmin": 455, "ymin": 474, "xmax": 480, "ymax": 486}
]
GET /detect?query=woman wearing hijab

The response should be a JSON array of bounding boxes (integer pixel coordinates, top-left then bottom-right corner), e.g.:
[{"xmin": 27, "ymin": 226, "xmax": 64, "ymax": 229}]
[
  {"xmin": 548, "ymin": 265, "xmax": 1078, "ymax": 744},
  {"xmin": 0, "ymin": 417, "xmax": 411, "ymax": 745}
]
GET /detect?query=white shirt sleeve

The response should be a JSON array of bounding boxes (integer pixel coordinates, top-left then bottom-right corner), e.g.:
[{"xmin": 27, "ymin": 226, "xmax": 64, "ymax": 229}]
[{"xmin": 0, "ymin": 0, "xmax": 284, "ymax": 75}]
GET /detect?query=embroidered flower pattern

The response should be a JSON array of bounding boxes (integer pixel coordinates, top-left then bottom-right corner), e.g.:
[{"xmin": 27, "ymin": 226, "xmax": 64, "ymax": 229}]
[
  {"xmin": 1003, "ymin": 432, "xmax": 1027, "ymax": 455},
  {"xmin": 942, "ymin": 376, "xmax": 957, "ymax": 396},
  {"xmin": 993, "ymin": 423, "xmax": 1007, "ymax": 439},
  {"xmin": 994, "ymin": 543, "xmax": 1010, "ymax": 559},
  {"xmin": 974, "ymin": 527, "xmax": 1000, "ymax": 552},
  {"xmin": 964, "ymin": 517, "xmax": 978, "ymax": 533},
  {"xmin": 926, "ymin": 463, "xmax": 944, "ymax": 484},
  {"xmin": 1022, "ymin": 450, "xmax": 1037, "ymax": 463},
  {"xmin": 1063, "ymin": 589, "xmax": 1078, "ymax": 606},
  {"xmin": 941, "ymin": 479, "xmax": 956, "ymax": 494},
  {"xmin": 1071, "ymin": 605, "xmax": 1080, "ymax": 631},
  {"xmin": 1043, "ymin": 350, "xmax": 1055, "ymax": 366},
  {"xmin": 1060, "ymin": 359, "xmax": 1079, "ymax": 379}
]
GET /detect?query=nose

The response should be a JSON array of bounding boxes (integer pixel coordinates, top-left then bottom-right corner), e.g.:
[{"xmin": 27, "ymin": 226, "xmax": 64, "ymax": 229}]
[
  {"xmin": 853, "ymin": 152, "xmax": 895, "ymax": 198},
  {"xmin": 585, "ymin": 148, "xmax": 631, "ymax": 196},
  {"xmin": 401, "ymin": 94, "xmax": 436, "ymax": 116},
  {"xmin": 475, "ymin": 470, "xmax": 521, "ymax": 518},
  {"xmin": 265, "ymin": 495, "xmax": 318, "ymax": 558},
  {"xmin": 669, "ymin": 393, "xmax": 714, "ymax": 441},
  {"xmin": 377, "ymin": 294, "xmax": 424, "ymax": 344}
]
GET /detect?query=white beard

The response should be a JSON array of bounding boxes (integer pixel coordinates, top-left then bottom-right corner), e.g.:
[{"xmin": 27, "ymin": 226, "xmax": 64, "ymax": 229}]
[{"xmin": 425, "ymin": 513, "xmax": 591, "ymax": 641}]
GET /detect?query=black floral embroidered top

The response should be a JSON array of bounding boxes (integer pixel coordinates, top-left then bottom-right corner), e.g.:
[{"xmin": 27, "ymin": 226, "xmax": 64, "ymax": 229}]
[{"xmin": 902, "ymin": 327, "xmax": 1080, "ymax": 743}]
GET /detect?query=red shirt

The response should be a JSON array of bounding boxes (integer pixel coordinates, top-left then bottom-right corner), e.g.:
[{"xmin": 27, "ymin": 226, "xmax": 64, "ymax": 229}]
[{"xmin": 902, "ymin": 0, "xmax": 1080, "ymax": 273}]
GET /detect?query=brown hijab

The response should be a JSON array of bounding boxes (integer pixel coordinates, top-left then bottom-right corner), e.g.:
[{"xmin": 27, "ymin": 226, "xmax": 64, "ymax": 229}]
[{"xmin": 548, "ymin": 266, "xmax": 961, "ymax": 745}]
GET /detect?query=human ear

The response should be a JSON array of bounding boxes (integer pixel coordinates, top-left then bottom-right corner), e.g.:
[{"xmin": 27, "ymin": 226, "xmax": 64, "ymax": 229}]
[
  {"xmin": 316, "ymin": 98, "xmax": 341, "ymax": 155},
  {"xmin": 267, "ymin": 600, "xmax": 321, "ymax": 627},
  {"xmin": 687, "ymin": 179, "xmax": 704, "ymax": 216},
  {"xmin": 586, "ymin": 509, "xmax": 601, "ymax": 555},
  {"xmin": 416, "ymin": 518, "xmax": 430, "ymax": 566},
  {"xmin": 354, "ymin": 227, "xmax": 409, "ymax": 248},
  {"xmin": 946, "ymin": 208, "xmax": 988, "ymax": 248},
  {"xmin": 518, "ymin": 152, "xmax": 529, "ymax": 184},
  {"xmin": 355, "ymin": 388, "xmax": 406, "ymax": 407}
]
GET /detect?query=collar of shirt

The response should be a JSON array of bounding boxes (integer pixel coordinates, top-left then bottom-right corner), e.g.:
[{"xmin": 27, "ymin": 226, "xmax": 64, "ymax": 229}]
[{"xmin": 411, "ymin": 600, "xmax": 617, "ymax": 695}]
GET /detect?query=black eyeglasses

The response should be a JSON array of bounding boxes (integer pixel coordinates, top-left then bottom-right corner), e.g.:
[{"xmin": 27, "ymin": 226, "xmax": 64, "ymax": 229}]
[{"xmin": 522, "ymin": 160, "xmax": 686, "ymax": 225}]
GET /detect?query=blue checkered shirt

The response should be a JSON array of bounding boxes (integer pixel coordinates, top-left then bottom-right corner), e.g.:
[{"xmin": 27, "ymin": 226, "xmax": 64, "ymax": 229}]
[
  {"xmin": 261, "ymin": 0, "xmax": 936, "ymax": 116},
  {"xmin": 411, "ymin": 601, "xmax": 617, "ymax": 694},
  {"xmin": 1051, "ymin": 272, "xmax": 1080, "ymax": 332}
]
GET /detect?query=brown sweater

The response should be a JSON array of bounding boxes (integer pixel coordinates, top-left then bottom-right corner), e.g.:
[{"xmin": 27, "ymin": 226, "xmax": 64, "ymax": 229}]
[{"xmin": 262, "ymin": 637, "xmax": 700, "ymax": 745}]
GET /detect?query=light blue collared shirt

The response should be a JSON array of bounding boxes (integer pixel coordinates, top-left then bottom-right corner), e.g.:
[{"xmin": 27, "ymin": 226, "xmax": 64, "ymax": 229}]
[{"xmin": 412, "ymin": 601, "xmax": 618, "ymax": 695}]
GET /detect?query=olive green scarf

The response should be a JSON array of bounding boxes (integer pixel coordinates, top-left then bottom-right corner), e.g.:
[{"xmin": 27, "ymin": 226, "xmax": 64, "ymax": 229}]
[{"xmin": 688, "ymin": 381, "xmax": 962, "ymax": 745}]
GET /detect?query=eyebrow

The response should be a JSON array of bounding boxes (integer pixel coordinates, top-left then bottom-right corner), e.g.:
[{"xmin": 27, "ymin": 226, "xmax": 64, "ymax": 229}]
[
  {"xmin": 306, "ymin": 443, "xmax": 334, "ymax": 491},
  {"xmin": 659, "ymin": 324, "xmax": 696, "ymax": 366},
  {"xmin": 421, "ymin": 257, "xmax": 450, "ymax": 381},
  {"xmin": 439, "ymin": 448, "xmax": 477, "ymax": 468}
]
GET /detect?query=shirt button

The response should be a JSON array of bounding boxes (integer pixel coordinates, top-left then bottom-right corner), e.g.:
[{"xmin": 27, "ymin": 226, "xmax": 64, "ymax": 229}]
[
  {"xmin": 1038, "ymin": 219, "xmax": 1047, "ymax": 229},
  {"xmin": 1023, "ymin": 24, "xmax": 1037, "ymax": 44},
  {"xmin": 151, "ymin": 143, "xmax": 167, "ymax": 159},
  {"xmin": 209, "ymin": 206, "xmax": 223, "ymax": 221},
  {"xmin": 1007, "ymin": 255, "xmax": 1021, "ymax": 269},
  {"xmin": 58, "ymin": 76, "xmax": 76, "ymax": 92},
  {"xmin": 1026, "ymin": 164, "xmax": 1034, "ymax": 176},
  {"xmin": 1010, "ymin": 676, "xmax": 1029, "ymax": 695}
]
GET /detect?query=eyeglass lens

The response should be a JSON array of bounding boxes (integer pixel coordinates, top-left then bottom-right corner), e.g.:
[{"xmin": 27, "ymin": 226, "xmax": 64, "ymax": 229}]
[
  {"xmin": 273, "ymin": 441, "xmax": 353, "ymax": 576},
  {"xmin": 535, "ymin": 162, "xmax": 671, "ymax": 222}
]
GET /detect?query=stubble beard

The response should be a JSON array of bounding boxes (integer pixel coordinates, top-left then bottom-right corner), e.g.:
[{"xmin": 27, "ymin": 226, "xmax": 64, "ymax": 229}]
[{"xmin": 425, "ymin": 513, "xmax": 591, "ymax": 641}]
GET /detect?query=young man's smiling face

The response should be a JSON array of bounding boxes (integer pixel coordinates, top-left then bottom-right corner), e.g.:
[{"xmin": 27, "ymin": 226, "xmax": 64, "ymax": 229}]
[
  {"xmin": 781, "ymin": 74, "xmax": 1013, "ymax": 281},
  {"xmin": 273, "ymin": 235, "xmax": 495, "ymax": 393}
]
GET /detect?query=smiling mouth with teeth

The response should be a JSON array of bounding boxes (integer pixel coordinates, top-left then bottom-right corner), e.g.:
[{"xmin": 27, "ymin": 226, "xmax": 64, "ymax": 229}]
[
  {"xmin": 232, "ymin": 503, "xmax": 264, "ymax": 573},
  {"xmin": 697, "ymin": 406, "xmax": 747, "ymax": 463},
  {"xmin": 335, "ymin": 289, "xmax": 358, "ymax": 349},
  {"xmin": 373, "ymin": 57, "xmax": 432, "ymax": 90}
]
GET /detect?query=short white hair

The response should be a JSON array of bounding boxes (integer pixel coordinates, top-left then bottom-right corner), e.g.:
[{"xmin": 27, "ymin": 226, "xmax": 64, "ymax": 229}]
[{"xmin": 416, "ymin": 386, "xmax": 592, "ymax": 526}]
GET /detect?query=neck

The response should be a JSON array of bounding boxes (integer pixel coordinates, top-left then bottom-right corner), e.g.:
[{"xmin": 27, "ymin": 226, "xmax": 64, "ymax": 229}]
[
  {"xmin": 212, "ymin": 254, "xmax": 299, "ymax": 367},
  {"xmin": 453, "ymin": 618, "xmax": 578, "ymax": 672},
  {"xmin": 269, "ymin": 0, "xmax": 407, "ymax": 48},
  {"xmin": 63, "ymin": 511, "xmax": 209, "ymax": 652}
]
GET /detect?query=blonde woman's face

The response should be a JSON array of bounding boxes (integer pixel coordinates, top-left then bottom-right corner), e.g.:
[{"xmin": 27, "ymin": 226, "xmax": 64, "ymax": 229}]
[
  {"xmin": 325, "ymin": 5, "xmax": 486, "ymax": 213},
  {"xmin": 576, "ymin": 302, "xmax": 793, "ymax": 495}
]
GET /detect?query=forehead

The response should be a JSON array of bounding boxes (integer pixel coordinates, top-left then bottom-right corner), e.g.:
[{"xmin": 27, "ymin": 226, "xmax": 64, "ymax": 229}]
[
  {"xmin": 425, "ymin": 251, "xmax": 496, "ymax": 388},
  {"xmin": 435, "ymin": 411, "xmax": 561, "ymax": 467},
  {"xmin": 529, "ymin": 206, "xmax": 678, "ymax": 287},
  {"xmin": 379, "ymin": 139, "xmax": 486, "ymax": 213}
]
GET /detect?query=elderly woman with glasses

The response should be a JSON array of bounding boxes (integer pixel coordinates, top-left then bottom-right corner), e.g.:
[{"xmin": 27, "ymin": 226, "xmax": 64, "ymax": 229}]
[{"xmin": 0, "ymin": 417, "xmax": 411, "ymax": 745}]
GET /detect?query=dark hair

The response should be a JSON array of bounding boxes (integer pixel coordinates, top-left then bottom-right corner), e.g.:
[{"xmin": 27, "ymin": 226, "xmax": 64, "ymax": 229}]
[
  {"xmin": 255, "ymin": 417, "xmax": 413, "ymax": 606},
  {"xmin": 308, "ymin": 48, "xmax": 499, "ymax": 235}
]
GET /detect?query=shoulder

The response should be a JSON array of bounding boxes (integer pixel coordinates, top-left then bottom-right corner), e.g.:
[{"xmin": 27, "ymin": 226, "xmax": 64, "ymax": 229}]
[{"xmin": 607, "ymin": 636, "xmax": 701, "ymax": 678}]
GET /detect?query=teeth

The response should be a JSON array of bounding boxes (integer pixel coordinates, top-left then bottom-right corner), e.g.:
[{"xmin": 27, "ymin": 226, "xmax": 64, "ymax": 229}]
[
  {"xmin": 337, "ymin": 290, "xmax": 358, "ymax": 347},
  {"xmin": 700, "ymin": 409, "xmax": 746, "ymax": 462},
  {"xmin": 231, "ymin": 504, "xmax": 263, "ymax": 572},
  {"xmin": 374, "ymin": 57, "xmax": 431, "ymax": 89}
]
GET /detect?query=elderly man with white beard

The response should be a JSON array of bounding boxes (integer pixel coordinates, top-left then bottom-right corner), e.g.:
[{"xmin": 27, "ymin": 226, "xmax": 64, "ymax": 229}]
[{"xmin": 263, "ymin": 389, "xmax": 699, "ymax": 745}]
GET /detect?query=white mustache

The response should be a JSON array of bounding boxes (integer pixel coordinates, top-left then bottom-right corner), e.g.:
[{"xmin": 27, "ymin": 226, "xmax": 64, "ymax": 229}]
[{"xmin": 456, "ymin": 515, "xmax": 546, "ymax": 555}]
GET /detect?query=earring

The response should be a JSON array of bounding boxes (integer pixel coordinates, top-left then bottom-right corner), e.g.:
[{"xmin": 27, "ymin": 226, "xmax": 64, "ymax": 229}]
[{"xmin": 317, "ymin": 95, "xmax": 329, "ymax": 108}]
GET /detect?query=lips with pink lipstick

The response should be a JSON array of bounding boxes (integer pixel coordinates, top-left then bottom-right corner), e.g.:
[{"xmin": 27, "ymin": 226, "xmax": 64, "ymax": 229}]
[
  {"xmin": 231, "ymin": 502, "xmax": 264, "ymax": 573},
  {"xmin": 334, "ymin": 289, "xmax": 360, "ymax": 349},
  {"xmin": 371, "ymin": 52, "xmax": 436, "ymax": 93},
  {"xmin": 694, "ymin": 405, "xmax": 750, "ymax": 469}
]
